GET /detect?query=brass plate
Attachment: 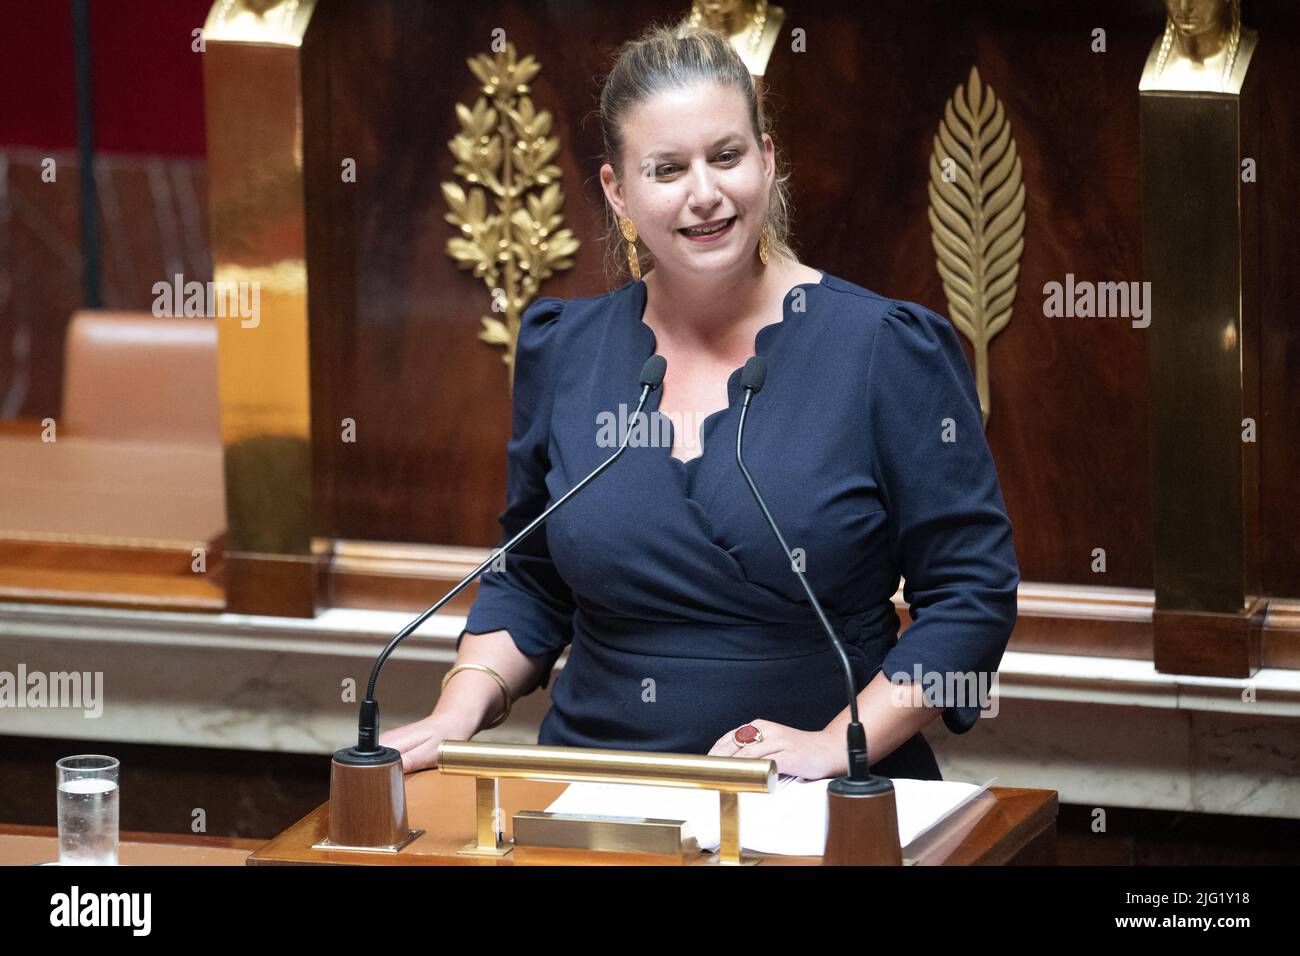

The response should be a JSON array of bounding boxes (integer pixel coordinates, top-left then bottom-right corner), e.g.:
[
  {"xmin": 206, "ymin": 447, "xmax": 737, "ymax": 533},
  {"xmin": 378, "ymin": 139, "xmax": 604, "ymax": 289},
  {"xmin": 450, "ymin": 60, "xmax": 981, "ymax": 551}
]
[
  {"xmin": 310, "ymin": 829, "xmax": 424, "ymax": 853},
  {"xmin": 513, "ymin": 809, "xmax": 699, "ymax": 857}
]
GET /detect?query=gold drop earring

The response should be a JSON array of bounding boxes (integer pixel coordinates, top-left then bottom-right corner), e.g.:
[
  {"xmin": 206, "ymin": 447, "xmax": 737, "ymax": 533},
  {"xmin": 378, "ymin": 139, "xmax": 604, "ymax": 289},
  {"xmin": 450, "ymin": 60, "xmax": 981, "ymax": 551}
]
[
  {"xmin": 619, "ymin": 216, "xmax": 642, "ymax": 281},
  {"xmin": 757, "ymin": 222, "xmax": 770, "ymax": 265}
]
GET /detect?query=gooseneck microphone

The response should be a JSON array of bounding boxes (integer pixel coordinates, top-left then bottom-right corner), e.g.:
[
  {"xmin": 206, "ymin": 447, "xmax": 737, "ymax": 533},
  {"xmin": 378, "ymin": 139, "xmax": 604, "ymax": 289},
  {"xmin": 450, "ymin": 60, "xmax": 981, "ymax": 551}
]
[
  {"xmin": 735, "ymin": 356, "xmax": 875, "ymax": 784},
  {"xmin": 340, "ymin": 355, "xmax": 667, "ymax": 765}
]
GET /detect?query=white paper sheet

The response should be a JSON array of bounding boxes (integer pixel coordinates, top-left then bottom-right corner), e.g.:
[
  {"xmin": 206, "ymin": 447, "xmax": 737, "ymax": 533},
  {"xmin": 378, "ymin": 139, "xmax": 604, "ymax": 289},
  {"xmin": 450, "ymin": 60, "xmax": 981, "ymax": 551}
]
[{"xmin": 543, "ymin": 774, "xmax": 991, "ymax": 856}]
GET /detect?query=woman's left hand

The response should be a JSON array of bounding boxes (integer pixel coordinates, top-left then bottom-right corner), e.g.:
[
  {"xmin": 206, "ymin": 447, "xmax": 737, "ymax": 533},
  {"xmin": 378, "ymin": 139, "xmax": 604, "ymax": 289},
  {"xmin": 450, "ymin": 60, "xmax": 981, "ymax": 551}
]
[{"xmin": 707, "ymin": 719, "xmax": 845, "ymax": 781}]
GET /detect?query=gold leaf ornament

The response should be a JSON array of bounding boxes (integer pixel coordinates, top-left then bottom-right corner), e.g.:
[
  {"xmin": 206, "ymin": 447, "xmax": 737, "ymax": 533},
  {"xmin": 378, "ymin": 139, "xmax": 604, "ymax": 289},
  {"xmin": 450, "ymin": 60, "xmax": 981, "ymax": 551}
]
[
  {"xmin": 927, "ymin": 66, "xmax": 1024, "ymax": 427},
  {"xmin": 444, "ymin": 43, "xmax": 578, "ymax": 388}
]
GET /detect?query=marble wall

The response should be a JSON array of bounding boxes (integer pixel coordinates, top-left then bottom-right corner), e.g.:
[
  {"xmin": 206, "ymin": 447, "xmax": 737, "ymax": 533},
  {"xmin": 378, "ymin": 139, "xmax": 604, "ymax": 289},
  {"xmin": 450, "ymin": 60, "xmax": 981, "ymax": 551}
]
[{"xmin": 2, "ymin": 603, "xmax": 1297, "ymax": 822}]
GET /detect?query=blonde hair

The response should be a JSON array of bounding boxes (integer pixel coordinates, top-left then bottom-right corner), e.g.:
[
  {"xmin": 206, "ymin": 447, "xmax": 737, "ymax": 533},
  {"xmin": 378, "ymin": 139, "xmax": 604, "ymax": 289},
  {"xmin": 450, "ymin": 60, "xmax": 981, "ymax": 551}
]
[{"xmin": 596, "ymin": 21, "xmax": 797, "ymax": 288}]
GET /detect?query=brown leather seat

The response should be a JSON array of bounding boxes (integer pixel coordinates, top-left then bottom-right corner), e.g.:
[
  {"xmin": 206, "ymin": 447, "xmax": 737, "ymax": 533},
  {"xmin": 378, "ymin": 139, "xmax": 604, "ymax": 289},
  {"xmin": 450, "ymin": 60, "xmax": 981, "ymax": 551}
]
[{"xmin": 61, "ymin": 311, "xmax": 221, "ymax": 443}]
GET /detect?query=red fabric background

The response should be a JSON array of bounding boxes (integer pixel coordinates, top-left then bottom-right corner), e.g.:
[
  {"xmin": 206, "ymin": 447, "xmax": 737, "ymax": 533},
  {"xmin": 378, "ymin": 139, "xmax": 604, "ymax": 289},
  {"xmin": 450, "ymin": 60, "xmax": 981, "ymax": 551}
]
[{"xmin": 0, "ymin": 0, "xmax": 212, "ymax": 155}]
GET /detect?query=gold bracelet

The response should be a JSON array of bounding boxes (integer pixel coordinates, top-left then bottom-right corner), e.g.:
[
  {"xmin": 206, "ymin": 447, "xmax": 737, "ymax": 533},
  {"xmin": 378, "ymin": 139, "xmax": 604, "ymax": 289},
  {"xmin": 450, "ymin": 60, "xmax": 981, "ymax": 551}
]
[{"xmin": 441, "ymin": 664, "xmax": 512, "ymax": 729}]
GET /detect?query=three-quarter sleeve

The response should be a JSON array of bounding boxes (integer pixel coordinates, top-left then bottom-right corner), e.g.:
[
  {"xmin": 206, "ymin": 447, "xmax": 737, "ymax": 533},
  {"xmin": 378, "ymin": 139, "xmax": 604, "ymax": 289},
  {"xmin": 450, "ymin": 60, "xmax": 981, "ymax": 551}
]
[
  {"xmin": 457, "ymin": 297, "xmax": 576, "ymax": 689},
  {"xmin": 870, "ymin": 300, "xmax": 1020, "ymax": 734}
]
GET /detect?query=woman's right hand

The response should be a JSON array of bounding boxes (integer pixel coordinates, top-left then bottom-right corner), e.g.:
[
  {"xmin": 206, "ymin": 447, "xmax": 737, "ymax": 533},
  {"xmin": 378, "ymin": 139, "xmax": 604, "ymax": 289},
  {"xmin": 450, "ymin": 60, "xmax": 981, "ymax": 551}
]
[{"xmin": 379, "ymin": 712, "xmax": 468, "ymax": 774}]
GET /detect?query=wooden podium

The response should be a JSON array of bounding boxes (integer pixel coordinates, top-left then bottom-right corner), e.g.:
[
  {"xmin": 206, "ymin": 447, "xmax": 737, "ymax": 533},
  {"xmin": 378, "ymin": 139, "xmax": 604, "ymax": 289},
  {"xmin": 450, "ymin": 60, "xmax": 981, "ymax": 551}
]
[{"xmin": 248, "ymin": 770, "xmax": 1057, "ymax": 866}]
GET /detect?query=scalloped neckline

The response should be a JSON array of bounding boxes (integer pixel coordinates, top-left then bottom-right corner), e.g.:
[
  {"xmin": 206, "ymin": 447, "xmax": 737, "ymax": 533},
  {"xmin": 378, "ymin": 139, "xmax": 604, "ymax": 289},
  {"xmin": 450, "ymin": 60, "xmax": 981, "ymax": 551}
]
[{"xmin": 633, "ymin": 270, "xmax": 827, "ymax": 470}]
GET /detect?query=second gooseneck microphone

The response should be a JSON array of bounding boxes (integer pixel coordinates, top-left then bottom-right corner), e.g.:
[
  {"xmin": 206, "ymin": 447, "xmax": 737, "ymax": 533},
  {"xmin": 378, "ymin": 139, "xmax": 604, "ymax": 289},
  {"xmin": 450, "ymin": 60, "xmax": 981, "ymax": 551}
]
[{"xmin": 735, "ymin": 356, "xmax": 874, "ymax": 783}]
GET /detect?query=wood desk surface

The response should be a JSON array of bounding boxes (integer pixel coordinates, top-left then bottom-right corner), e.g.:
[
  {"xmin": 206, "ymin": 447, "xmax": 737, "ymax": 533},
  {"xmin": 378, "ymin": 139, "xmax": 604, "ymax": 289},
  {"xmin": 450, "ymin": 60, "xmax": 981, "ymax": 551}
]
[
  {"xmin": 1, "ymin": 778, "xmax": 1056, "ymax": 866},
  {"xmin": 0, "ymin": 435, "xmax": 224, "ymax": 542},
  {"xmin": 0, "ymin": 825, "xmax": 263, "ymax": 866},
  {"xmin": 248, "ymin": 772, "xmax": 1058, "ymax": 866}
]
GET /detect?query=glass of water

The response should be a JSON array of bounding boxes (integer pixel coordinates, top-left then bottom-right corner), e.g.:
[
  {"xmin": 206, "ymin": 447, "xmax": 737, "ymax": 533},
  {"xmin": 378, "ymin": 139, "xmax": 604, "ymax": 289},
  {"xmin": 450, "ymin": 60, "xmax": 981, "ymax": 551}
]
[{"xmin": 56, "ymin": 755, "xmax": 120, "ymax": 865}]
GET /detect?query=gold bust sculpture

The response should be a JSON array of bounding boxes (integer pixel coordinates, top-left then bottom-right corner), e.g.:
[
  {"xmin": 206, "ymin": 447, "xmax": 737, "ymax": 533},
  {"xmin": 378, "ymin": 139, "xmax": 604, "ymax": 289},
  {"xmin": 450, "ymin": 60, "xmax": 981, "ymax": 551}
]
[
  {"xmin": 205, "ymin": 0, "xmax": 311, "ymax": 44},
  {"xmin": 1140, "ymin": 0, "xmax": 1258, "ymax": 93},
  {"xmin": 682, "ymin": 0, "xmax": 785, "ymax": 77}
]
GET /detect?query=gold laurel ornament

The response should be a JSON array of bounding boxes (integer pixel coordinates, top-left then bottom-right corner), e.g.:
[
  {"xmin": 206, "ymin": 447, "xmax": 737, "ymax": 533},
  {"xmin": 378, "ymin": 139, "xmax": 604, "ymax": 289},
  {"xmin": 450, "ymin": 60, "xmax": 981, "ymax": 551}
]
[{"xmin": 442, "ymin": 42, "xmax": 579, "ymax": 390}]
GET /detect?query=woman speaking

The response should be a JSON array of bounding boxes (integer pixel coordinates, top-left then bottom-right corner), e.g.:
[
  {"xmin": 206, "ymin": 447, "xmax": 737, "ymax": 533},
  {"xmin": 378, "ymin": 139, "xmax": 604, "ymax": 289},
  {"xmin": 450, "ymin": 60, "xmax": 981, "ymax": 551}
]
[{"xmin": 382, "ymin": 23, "xmax": 1020, "ymax": 782}]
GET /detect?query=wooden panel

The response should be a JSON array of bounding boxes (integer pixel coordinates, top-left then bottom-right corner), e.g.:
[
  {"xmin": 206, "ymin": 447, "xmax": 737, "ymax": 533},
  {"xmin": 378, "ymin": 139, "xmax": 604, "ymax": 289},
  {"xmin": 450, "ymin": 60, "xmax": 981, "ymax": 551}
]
[
  {"xmin": 1252, "ymin": 4, "xmax": 1300, "ymax": 599},
  {"xmin": 323, "ymin": 540, "xmax": 482, "ymax": 614},
  {"xmin": 248, "ymin": 769, "xmax": 1057, "ymax": 866},
  {"xmin": 0, "ymin": 735, "xmax": 330, "ymax": 839},
  {"xmin": 223, "ymin": 551, "xmax": 325, "ymax": 618},
  {"xmin": 0, "ymin": 825, "xmax": 260, "ymax": 866},
  {"xmin": 0, "ymin": 536, "xmax": 225, "ymax": 612},
  {"xmin": 1153, "ymin": 600, "xmax": 1267, "ymax": 679},
  {"xmin": 4, "ymin": 2, "xmax": 1298, "ymax": 610},
  {"xmin": 0, "ymin": 152, "xmax": 83, "ymax": 420},
  {"xmin": 0, "ymin": 151, "xmax": 211, "ymax": 422},
  {"xmin": 0, "ymin": 436, "xmax": 224, "ymax": 540},
  {"xmin": 296, "ymin": 0, "xmax": 1300, "ymax": 600}
]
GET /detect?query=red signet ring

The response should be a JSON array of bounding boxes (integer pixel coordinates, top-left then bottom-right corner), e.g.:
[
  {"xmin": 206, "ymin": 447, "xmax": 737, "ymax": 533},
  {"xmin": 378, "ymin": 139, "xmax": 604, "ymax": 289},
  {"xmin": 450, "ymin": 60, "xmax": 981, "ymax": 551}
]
[{"xmin": 732, "ymin": 724, "xmax": 763, "ymax": 747}]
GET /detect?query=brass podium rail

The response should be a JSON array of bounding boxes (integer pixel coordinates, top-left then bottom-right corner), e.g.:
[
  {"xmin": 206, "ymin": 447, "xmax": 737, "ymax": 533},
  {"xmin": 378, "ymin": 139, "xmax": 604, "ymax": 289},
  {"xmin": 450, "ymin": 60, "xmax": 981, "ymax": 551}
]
[{"xmin": 437, "ymin": 741, "xmax": 776, "ymax": 865}]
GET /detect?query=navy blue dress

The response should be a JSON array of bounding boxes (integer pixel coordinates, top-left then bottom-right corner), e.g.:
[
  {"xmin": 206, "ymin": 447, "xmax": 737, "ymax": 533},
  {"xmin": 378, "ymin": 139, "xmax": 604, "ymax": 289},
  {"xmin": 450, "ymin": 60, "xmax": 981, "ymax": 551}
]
[{"xmin": 458, "ymin": 269, "xmax": 1020, "ymax": 780}]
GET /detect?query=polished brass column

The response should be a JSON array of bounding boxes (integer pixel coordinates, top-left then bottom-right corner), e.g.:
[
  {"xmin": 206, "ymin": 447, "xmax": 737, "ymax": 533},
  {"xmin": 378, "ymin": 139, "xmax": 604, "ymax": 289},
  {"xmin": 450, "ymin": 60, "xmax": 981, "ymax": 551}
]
[
  {"xmin": 1139, "ymin": 5, "xmax": 1264, "ymax": 676},
  {"xmin": 202, "ymin": 0, "xmax": 322, "ymax": 616}
]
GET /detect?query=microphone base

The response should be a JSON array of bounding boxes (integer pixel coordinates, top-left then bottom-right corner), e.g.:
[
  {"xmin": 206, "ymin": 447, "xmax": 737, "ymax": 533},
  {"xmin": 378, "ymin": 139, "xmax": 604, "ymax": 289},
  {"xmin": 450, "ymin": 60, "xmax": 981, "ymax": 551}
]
[
  {"xmin": 327, "ymin": 745, "xmax": 413, "ymax": 849},
  {"xmin": 823, "ymin": 774, "xmax": 903, "ymax": 865}
]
